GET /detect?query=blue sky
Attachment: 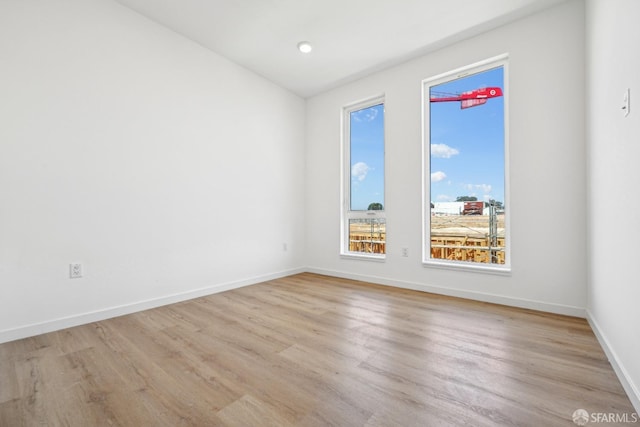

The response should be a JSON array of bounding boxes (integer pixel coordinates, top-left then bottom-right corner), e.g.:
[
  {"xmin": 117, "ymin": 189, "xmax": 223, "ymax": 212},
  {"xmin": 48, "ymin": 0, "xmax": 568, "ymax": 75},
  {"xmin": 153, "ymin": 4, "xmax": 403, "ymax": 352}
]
[
  {"xmin": 348, "ymin": 66, "xmax": 503, "ymax": 211},
  {"xmin": 350, "ymin": 103, "xmax": 384, "ymax": 210},
  {"xmin": 430, "ymin": 66, "xmax": 505, "ymax": 204}
]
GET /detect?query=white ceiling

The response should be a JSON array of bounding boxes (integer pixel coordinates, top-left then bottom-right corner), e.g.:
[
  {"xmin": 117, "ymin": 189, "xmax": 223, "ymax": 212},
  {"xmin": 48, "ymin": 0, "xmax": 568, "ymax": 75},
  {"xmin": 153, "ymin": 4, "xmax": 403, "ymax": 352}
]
[{"xmin": 115, "ymin": 0, "xmax": 568, "ymax": 98}]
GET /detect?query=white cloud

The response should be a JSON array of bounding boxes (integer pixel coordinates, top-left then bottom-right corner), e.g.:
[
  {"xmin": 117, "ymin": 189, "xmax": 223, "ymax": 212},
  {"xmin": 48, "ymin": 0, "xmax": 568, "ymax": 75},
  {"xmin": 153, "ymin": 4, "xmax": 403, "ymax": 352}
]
[
  {"xmin": 431, "ymin": 143, "xmax": 460, "ymax": 158},
  {"xmin": 352, "ymin": 107, "xmax": 379, "ymax": 123},
  {"xmin": 437, "ymin": 194, "xmax": 454, "ymax": 201},
  {"xmin": 477, "ymin": 184, "xmax": 492, "ymax": 193},
  {"xmin": 351, "ymin": 162, "xmax": 370, "ymax": 182},
  {"xmin": 431, "ymin": 171, "xmax": 447, "ymax": 182},
  {"xmin": 464, "ymin": 183, "xmax": 492, "ymax": 194}
]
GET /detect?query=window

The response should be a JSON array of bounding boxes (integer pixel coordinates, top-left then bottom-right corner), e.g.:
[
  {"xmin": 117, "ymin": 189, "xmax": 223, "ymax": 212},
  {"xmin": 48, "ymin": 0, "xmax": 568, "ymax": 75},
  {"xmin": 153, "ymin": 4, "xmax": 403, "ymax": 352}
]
[
  {"xmin": 422, "ymin": 55, "xmax": 510, "ymax": 272},
  {"xmin": 341, "ymin": 96, "xmax": 385, "ymax": 258}
]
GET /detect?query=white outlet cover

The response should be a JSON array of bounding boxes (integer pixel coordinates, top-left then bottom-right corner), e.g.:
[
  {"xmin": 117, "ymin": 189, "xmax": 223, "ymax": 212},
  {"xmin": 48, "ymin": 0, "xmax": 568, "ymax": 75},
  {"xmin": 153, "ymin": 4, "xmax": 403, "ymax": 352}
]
[{"xmin": 70, "ymin": 263, "xmax": 83, "ymax": 278}]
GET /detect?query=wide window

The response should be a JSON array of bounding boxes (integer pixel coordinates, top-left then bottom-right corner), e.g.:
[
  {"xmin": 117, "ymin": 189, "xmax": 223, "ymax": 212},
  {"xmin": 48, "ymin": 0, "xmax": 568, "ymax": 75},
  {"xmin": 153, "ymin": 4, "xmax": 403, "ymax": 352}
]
[
  {"xmin": 341, "ymin": 96, "xmax": 385, "ymax": 258},
  {"xmin": 423, "ymin": 55, "xmax": 509, "ymax": 272}
]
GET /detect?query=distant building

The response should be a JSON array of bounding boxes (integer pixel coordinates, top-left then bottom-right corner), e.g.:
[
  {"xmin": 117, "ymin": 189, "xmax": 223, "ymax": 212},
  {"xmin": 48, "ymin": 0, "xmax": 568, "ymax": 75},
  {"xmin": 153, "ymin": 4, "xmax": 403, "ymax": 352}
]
[
  {"xmin": 432, "ymin": 202, "xmax": 464, "ymax": 215},
  {"xmin": 432, "ymin": 201, "xmax": 489, "ymax": 215}
]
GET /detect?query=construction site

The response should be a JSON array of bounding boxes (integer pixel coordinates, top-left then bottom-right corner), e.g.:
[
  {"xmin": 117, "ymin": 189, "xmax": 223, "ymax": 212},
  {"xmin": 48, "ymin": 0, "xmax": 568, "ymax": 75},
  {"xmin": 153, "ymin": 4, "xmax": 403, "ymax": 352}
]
[
  {"xmin": 348, "ymin": 208, "xmax": 505, "ymax": 264},
  {"xmin": 430, "ymin": 212, "xmax": 505, "ymax": 264}
]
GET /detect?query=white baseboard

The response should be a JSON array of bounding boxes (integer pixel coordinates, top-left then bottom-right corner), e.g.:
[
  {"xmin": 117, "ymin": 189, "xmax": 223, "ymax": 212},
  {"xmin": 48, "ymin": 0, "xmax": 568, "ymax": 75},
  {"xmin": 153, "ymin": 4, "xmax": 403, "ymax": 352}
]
[
  {"xmin": 586, "ymin": 310, "xmax": 640, "ymax": 415},
  {"xmin": 0, "ymin": 267, "xmax": 305, "ymax": 345},
  {"xmin": 0, "ymin": 265, "xmax": 586, "ymax": 341},
  {"xmin": 306, "ymin": 267, "xmax": 586, "ymax": 318}
]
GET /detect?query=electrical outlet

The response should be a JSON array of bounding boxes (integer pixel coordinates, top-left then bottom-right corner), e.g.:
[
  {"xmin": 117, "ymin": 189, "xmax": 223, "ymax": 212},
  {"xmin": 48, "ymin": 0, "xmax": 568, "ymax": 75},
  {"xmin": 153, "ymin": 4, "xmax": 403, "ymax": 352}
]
[
  {"xmin": 401, "ymin": 247, "xmax": 409, "ymax": 257},
  {"xmin": 283, "ymin": 243, "xmax": 288, "ymax": 251},
  {"xmin": 70, "ymin": 263, "xmax": 82, "ymax": 279}
]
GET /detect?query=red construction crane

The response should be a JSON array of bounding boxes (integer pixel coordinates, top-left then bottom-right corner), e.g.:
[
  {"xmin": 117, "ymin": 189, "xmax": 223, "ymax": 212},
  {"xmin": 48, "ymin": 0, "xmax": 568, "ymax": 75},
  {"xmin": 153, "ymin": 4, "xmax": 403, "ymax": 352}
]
[{"xmin": 430, "ymin": 87, "xmax": 503, "ymax": 109}]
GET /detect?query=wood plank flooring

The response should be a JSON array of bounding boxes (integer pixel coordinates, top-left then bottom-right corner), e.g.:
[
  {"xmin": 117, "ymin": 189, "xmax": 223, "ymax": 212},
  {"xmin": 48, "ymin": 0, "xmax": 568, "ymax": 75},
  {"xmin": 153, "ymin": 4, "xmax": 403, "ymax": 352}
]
[{"xmin": 0, "ymin": 273, "xmax": 636, "ymax": 426}]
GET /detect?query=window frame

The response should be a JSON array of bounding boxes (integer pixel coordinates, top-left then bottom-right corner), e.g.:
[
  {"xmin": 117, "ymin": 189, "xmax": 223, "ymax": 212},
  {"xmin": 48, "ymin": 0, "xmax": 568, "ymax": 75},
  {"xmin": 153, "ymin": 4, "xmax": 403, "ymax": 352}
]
[
  {"xmin": 340, "ymin": 94, "xmax": 386, "ymax": 260},
  {"xmin": 421, "ymin": 54, "xmax": 511, "ymax": 274}
]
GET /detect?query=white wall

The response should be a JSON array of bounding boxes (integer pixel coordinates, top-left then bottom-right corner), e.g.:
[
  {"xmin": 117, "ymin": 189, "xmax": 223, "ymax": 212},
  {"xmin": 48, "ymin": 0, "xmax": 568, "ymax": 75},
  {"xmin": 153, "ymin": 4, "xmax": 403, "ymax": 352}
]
[
  {"xmin": 0, "ymin": 0, "xmax": 306, "ymax": 342},
  {"xmin": 586, "ymin": 0, "xmax": 640, "ymax": 411},
  {"xmin": 306, "ymin": 0, "xmax": 586, "ymax": 315}
]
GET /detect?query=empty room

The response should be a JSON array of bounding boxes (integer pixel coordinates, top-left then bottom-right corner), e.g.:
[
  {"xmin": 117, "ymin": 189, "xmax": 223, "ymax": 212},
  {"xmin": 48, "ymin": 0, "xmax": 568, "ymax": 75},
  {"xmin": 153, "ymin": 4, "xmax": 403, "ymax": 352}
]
[{"xmin": 1, "ymin": 0, "xmax": 639, "ymax": 425}]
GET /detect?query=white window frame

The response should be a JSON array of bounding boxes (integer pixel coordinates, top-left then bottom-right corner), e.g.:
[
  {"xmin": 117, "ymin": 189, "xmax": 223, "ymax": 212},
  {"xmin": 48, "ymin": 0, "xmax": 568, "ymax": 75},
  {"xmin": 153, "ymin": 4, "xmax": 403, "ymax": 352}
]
[
  {"xmin": 422, "ymin": 54, "xmax": 511, "ymax": 274},
  {"xmin": 340, "ymin": 95, "xmax": 386, "ymax": 260}
]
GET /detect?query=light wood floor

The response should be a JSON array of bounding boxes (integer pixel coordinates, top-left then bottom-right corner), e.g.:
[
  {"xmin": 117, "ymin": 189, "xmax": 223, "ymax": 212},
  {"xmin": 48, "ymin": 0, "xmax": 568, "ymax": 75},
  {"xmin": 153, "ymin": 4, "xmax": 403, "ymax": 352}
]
[{"xmin": 0, "ymin": 273, "xmax": 636, "ymax": 426}]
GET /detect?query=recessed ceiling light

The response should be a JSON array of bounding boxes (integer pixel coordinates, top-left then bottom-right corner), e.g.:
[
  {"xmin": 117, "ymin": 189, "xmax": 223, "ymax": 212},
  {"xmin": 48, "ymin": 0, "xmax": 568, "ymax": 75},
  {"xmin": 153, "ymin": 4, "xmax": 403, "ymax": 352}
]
[{"xmin": 297, "ymin": 41, "xmax": 312, "ymax": 54}]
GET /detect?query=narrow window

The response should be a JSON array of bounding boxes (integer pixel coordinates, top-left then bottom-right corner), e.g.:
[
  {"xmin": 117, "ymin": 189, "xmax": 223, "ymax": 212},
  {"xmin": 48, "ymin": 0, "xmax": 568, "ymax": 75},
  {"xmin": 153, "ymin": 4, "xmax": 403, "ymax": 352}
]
[
  {"xmin": 423, "ymin": 55, "xmax": 509, "ymax": 271},
  {"xmin": 342, "ymin": 96, "xmax": 385, "ymax": 258}
]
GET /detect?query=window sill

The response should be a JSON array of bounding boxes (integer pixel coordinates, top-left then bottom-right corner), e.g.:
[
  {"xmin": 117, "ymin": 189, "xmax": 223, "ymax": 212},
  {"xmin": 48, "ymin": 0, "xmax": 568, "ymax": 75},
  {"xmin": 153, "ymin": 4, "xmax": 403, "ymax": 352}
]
[
  {"xmin": 340, "ymin": 253, "xmax": 386, "ymax": 262},
  {"xmin": 423, "ymin": 259, "xmax": 511, "ymax": 276}
]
